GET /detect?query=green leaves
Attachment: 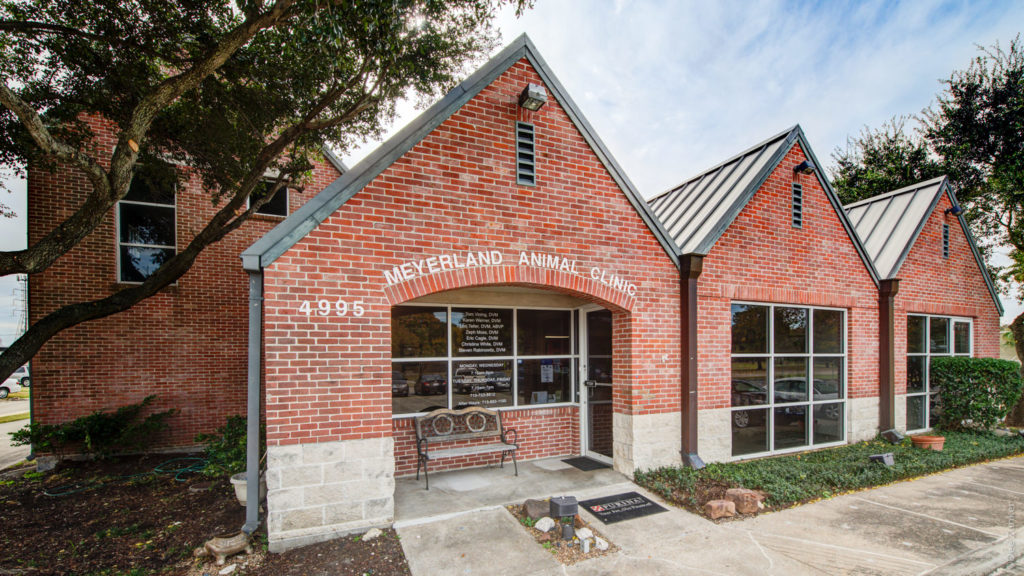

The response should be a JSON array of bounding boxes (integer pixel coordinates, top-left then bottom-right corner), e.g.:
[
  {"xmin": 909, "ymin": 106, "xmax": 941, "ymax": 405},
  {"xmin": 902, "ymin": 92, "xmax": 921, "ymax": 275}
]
[{"xmin": 932, "ymin": 356, "xmax": 1024, "ymax": 430}]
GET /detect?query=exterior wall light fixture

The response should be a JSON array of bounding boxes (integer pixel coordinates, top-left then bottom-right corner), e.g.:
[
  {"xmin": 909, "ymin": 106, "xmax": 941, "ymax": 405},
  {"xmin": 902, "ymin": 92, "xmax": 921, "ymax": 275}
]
[
  {"xmin": 945, "ymin": 206, "xmax": 964, "ymax": 216},
  {"xmin": 518, "ymin": 83, "xmax": 547, "ymax": 111},
  {"xmin": 793, "ymin": 160, "xmax": 816, "ymax": 174}
]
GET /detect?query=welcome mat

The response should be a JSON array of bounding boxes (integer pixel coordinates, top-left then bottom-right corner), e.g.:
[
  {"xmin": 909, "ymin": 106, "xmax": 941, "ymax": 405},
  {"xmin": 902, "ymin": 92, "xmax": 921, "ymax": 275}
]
[
  {"xmin": 579, "ymin": 492, "xmax": 668, "ymax": 524},
  {"xmin": 562, "ymin": 457, "xmax": 612, "ymax": 471}
]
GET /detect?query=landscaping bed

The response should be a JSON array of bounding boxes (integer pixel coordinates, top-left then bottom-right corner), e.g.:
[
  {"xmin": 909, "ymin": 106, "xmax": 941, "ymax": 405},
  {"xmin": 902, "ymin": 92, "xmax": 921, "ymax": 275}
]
[
  {"xmin": 636, "ymin": 429, "xmax": 1024, "ymax": 519},
  {"xmin": 0, "ymin": 456, "xmax": 411, "ymax": 575},
  {"xmin": 507, "ymin": 504, "xmax": 617, "ymax": 565}
]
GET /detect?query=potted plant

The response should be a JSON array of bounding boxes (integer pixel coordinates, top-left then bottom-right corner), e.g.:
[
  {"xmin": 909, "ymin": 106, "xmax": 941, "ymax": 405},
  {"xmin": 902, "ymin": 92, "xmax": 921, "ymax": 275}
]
[
  {"xmin": 910, "ymin": 435, "xmax": 945, "ymax": 451},
  {"xmin": 196, "ymin": 416, "xmax": 266, "ymax": 506}
]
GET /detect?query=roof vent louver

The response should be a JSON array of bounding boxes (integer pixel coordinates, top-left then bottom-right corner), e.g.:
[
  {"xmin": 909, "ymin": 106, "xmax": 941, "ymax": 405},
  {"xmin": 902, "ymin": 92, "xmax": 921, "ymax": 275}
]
[
  {"xmin": 516, "ymin": 121, "xmax": 536, "ymax": 186},
  {"xmin": 792, "ymin": 182, "xmax": 803, "ymax": 228}
]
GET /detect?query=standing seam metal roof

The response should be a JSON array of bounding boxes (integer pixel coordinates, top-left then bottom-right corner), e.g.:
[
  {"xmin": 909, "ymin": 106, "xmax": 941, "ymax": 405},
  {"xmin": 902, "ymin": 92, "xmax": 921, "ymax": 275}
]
[
  {"xmin": 843, "ymin": 176, "xmax": 1003, "ymax": 314},
  {"xmin": 241, "ymin": 34, "xmax": 679, "ymax": 271},
  {"xmin": 646, "ymin": 126, "xmax": 880, "ymax": 288}
]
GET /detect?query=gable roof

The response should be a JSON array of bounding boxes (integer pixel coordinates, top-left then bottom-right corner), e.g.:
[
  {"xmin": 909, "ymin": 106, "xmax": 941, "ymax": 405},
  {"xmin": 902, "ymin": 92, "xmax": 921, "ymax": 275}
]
[
  {"xmin": 844, "ymin": 176, "xmax": 1003, "ymax": 314},
  {"xmin": 242, "ymin": 34, "xmax": 678, "ymax": 271},
  {"xmin": 647, "ymin": 125, "xmax": 880, "ymax": 286}
]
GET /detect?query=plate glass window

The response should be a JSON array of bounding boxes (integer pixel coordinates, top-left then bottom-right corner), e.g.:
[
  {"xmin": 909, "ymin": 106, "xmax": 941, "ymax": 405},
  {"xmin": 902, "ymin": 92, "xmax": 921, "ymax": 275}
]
[
  {"xmin": 391, "ymin": 305, "xmax": 576, "ymax": 416},
  {"xmin": 118, "ymin": 167, "xmax": 176, "ymax": 282},
  {"xmin": 730, "ymin": 303, "xmax": 846, "ymax": 457},
  {"xmin": 906, "ymin": 315, "xmax": 971, "ymax": 430}
]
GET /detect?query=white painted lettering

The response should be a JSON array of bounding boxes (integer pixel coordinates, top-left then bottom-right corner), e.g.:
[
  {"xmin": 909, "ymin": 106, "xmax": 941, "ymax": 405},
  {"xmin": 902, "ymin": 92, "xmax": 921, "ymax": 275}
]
[
  {"xmin": 400, "ymin": 263, "xmax": 416, "ymax": 280},
  {"xmin": 384, "ymin": 268, "xmax": 402, "ymax": 285},
  {"xmin": 518, "ymin": 252, "xmax": 529, "ymax": 266},
  {"xmin": 490, "ymin": 250, "xmax": 503, "ymax": 265},
  {"xmin": 411, "ymin": 260, "xmax": 425, "ymax": 276},
  {"xmin": 466, "ymin": 252, "xmax": 479, "ymax": 267},
  {"xmin": 426, "ymin": 256, "xmax": 440, "ymax": 274},
  {"xmin": 438, "ymin": 255, "xmax": 453, "ymax": 270}
]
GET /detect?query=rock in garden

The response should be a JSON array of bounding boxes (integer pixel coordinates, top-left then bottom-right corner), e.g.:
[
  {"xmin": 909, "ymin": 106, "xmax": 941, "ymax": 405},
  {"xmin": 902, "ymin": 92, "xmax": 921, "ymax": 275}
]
[
  {"xmin": 523, "ymin": 498, "xmax": 549, "ymax": 520},
  {"xmin": 725, "ymin": 488, "xmax": 764, "ymax": 515},
  {"xmin": 575, "ymin": 527, "xmax": 593, "ymax": 540},
  {"xmin": 595, "ymin": 537, "xmax": 609, "ymax": 551},
  {"xmin": 535, "ymin": 516, "xmax": 555, "ymax": 532},
  {"xmin": 218, "ymin": 564, "xmax": 237, "ymax": 576},
  {"xmin": 362, "ymin": 528, "xmax": 383, "ymax": 541},
  {"xmin": 705, "ymin": 499, "xmax": 736, "ymax": 519}
]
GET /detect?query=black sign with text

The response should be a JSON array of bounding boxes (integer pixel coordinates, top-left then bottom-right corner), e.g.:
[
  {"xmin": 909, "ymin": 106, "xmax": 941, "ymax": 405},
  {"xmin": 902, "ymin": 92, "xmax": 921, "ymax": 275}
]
[{"xmin": 579, "ymin": 492, "xmax": 668, "ymax": 524}]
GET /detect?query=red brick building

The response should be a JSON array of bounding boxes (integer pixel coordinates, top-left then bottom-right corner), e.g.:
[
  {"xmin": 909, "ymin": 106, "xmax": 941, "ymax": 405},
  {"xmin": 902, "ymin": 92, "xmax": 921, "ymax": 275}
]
[{"xmin": 27, "ymin": 35, "xmax": 1002, "ymax": 549}]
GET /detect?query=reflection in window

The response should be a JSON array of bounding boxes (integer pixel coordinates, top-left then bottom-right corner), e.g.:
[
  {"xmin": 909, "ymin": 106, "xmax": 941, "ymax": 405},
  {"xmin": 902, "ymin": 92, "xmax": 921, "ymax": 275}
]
[
  {"xmin": 452, "ymin": 308, "xmax": 513, "ymax": 356},
  {"xmin": 731, "ymin": 303, "xmax": 846, "ymax": 456},
  {"xmin": 518, "ymin": 358, "xmax": 573, "ymax": 405},
  {"xmin": 392, "ymin": 307, "xmax": 447, "ymax": 358},
  {"xmin": 118, "ymin": 166, "xmax": 176, "ymax": 282},
  {"xmin": 518, "ymin": 310, "xmax": 571, "ymax": 356},
  {"xmin": 906, "ymin": 315, "xmax": 971, "ymax": 431}
]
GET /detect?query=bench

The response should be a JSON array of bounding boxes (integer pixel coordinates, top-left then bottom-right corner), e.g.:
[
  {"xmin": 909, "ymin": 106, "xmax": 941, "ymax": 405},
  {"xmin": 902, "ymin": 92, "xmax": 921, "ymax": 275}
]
[{"xmin": 414, "ymin": 406, "xmax": 518, "ymax": 490}]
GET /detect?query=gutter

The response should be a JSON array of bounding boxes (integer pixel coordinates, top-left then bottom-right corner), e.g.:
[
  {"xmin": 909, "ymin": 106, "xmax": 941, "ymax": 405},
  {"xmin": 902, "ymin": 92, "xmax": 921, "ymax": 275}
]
[
  {"xmin": 242, "ymin": 270, "xmax": 263, "ymax": 534},
  {"xmin": 680, "ymin": 254, "xmax": 705, "ymax": 469}
]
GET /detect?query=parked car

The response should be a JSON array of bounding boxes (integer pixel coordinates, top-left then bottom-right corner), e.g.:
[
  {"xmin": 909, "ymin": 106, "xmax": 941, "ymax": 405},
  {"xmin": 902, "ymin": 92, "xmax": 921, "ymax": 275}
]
[
  {"xmin": 731, "ymin": 379, "xmax": 767, "ymax": 407},
  {"xmin": 391, "ymin": 371, "xmax": 412, "ymax": 397},
  {"xmin": 416, "ymin": 373, "xmax": 447, "ymax": 396},
  {"xmin": 0, "ymin": 377, "xmax": 22, "ymax": 399},
  {"xmin": 12, "ymin": 365, "xmax": 29, "ymax": 388}
]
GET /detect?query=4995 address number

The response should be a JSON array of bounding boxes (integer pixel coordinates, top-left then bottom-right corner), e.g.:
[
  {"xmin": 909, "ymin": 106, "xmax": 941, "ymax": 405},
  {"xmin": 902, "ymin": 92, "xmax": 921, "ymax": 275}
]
[{"xmin": 298, "ymin": 299, "xmax": 366, "ymax": 317}]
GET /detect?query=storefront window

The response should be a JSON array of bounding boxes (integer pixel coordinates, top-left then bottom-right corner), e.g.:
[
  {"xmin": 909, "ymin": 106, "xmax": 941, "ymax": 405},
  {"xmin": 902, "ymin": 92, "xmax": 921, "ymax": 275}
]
[
  {"xmin": 906, "ymin": 315, "xmax": 971, "ymax": 430},
  {"xmin": 730, "ymin": 303, "xmax": 847, "ymax": 457},
  {"xmin": 392, "ymin": 305, "xmax": 577, "ymax": 415}
]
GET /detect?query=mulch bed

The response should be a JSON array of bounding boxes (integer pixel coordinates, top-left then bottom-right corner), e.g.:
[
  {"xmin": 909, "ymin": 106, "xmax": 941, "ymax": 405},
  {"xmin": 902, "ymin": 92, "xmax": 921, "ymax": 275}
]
[
  {"xmin": 507, "ymin": 504, "xmax": 617, "ymax": 565},
  {"xmin": 0, "ymin": 456, "xmax": 410, "ymax": 576}
]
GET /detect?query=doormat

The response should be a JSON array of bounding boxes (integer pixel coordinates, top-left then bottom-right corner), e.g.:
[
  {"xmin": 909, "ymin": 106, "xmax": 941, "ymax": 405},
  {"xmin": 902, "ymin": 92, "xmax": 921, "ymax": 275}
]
[
  {"xmin": 579, "ymin": 492, "xmax": 668, "ymax": 524},
  {"xmin": 562, "ymin": 457, "xmax": 611, "ymax": 471}
]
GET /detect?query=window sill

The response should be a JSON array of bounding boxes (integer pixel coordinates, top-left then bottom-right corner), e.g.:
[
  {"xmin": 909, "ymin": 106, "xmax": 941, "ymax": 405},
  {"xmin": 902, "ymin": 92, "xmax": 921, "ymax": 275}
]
[{"xmin": 250, "ymin": 213, "xmax": 288, "ymax": 222}]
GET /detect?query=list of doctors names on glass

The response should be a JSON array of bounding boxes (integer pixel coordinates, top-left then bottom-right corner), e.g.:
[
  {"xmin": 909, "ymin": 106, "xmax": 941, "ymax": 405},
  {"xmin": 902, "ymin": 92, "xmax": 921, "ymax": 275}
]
[{"xmin": 457, "ymin": 310, "xmax": 508, "ymax": 355}]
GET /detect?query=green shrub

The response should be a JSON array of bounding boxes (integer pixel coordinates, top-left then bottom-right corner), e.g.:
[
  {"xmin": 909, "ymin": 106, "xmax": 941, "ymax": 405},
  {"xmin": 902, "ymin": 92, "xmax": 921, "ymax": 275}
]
[
  {"xmin": 10, "ymin": 395, "xmax": 177, "ymax": 458},
  {"xmin": 195, "ymin": 415, "xmax": 264, "ymax": 476},
  {"xmin": 932, "ymin": 357, "xmax": 1023, "ymax": 430}
]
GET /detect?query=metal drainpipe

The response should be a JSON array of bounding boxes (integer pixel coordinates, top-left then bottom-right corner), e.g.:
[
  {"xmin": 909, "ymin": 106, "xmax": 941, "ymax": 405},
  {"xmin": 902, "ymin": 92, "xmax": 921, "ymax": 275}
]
[
  {"xmin": 680, "ymin": 254, "xmax": 705, "ymax": 469},
  {"xmin": 242, "ymin": 270, "xmax": 263, "ymax": 535},
  {"xmin": 878, "ymin": 279, "xmax": 900, "ymax": 431}
]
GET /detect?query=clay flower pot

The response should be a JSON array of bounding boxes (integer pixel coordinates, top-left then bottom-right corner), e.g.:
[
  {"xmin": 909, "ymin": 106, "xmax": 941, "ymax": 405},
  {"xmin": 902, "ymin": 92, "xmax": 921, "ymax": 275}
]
[{"xmin": 910, "ymin": 435, "xmax": 945, "ymax": 451}]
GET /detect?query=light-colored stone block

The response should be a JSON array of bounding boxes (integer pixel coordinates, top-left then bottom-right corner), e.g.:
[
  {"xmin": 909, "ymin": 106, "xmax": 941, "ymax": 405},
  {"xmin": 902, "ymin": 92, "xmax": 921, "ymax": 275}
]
[
  {"xmin": 848, "ymin": 396, "xmax": 880, "ymax": 442},
  {"xmin": 324, "ymin": 501, "xmax": 363, "ymax": 525},
  {"xmin": 280, "ymin": 464, "xmax": 323, "ymax": 487},
  {"xmin": 304, "ymin": 483, "xmax": 348, "ymax": 507},
  {"xmin": 698, "ymin": 407, "xmax": 733, "ymax": 463},
  {"xmin": 269, "ymin": 487, "xmax": 304, "ymax": 510},
  {"xmin": 267, "ymin": 444, "xmax": 303, "ymax": 468},
  {"xmin": 363, "ymin": 497, "xmax": 393, "ymax": 520},
  {"xmin": 895, "ymin": 394, "xmax": 907, "ymax": 432},
  {"xmin": 325, "ymin": 459, "xmax": 363, "ymax": 482},
  {"xmin": 301, "ymin": 441, "xmax": 345, "ymax": 464},
  {"xmin": 280, "ymin": 507, "xmax": 323, "ymax": 532}
]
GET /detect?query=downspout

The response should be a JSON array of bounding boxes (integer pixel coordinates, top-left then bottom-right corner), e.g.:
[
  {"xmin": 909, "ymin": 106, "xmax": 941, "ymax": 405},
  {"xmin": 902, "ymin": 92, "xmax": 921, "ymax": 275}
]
[
  {"xmin": 878, "ymin": 279, "xmax": 900, "ymax": 431},
  {"xmin": 242, "ymin": 270, "xmax": 263, "ymax": 534},
  {"xmin": 680, "ymin": 254, "xmax": 705, "ymax": 469}
]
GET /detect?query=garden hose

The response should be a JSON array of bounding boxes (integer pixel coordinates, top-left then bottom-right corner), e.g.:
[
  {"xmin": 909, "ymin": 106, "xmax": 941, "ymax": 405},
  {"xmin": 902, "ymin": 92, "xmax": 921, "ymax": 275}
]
[{"xmin": 42, "ymin": 456, "xmax": 209, "ymax": 497}]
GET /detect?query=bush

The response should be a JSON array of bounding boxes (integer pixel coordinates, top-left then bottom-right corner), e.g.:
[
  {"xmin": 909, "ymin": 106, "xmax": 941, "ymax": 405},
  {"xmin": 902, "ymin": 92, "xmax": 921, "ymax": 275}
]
[
  {"xmin": 932, "ymin": 357, "xmax": 1023, "ymax": 430},
  {"xmin": 11, "ymin": 395, "xmax": 177, "ymax": 458},
  {"xmin": 195, "ymin": 415, "xmax": 264, "ymax": 476}
]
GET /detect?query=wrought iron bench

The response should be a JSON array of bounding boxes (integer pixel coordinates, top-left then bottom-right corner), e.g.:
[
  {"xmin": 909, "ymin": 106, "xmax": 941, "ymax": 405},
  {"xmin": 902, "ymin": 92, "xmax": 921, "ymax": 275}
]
[{"xmin": 414, "ymin": 406, "xmax": 518, "ymax": 490}]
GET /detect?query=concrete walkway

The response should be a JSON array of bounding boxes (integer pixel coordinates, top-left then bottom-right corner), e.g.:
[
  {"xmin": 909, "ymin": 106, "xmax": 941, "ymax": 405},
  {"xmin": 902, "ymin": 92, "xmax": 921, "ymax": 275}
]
[
  {"xmin": 396, "ymin": 456, "xmax": 1024, "ymax": 575},
  {"xmin": 0, "ymin": 397, "xmax": 30, "ymax": 471}
]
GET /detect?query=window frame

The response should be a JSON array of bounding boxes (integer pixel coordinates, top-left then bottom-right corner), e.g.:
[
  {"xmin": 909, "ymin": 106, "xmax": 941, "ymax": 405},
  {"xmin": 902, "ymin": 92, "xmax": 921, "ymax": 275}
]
[
  {"xmin": 906, "ymin": 314, "xmax": 972, "ymax": 432},
  {"xmin": 115, "ymin": 179, "xmax": 177, "ymax": 284},
  {"xmin": 729, "ymin": 301, "xmax": 848, "ymax": 459},
  {"xmin": 247, "ymin": 180, "xmax": 290, "ymax": 218},
  {"xmin": 391, "ymin": 303, "xmax": 579, "ymax": 418}
]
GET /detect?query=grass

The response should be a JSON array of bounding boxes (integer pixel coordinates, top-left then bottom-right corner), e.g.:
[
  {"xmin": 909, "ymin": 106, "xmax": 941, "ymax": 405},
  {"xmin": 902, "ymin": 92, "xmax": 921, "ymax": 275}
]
[
  {"xmin": 636, "ymin": 428, "xmax": 1024, "ymax": 514},
  {"xmin": 0, "ymin": 412, "xmax": 29, "ymax": 424},
  {"xmin": 5, "ymin": 389, "xmax": 30, "ymax": 400}
]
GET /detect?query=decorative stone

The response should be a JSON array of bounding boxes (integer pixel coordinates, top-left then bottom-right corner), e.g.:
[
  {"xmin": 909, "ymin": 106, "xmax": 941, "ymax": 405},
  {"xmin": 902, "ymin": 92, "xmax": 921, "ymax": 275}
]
[
  {"xmin": 575, "ymin": 527, "xmax": 593, "ymax": 540},
  {"xmin": 582, "ymin": 538, "xmax": 591, "ymax": 553},
  {"xmin": 194, "ymin": 532, "xmax": 252, "ymax": 566},
  {"xmin": 535, "ymin": 517, "xmax": 555, "ymax": 533},
  {"xmin": 725, "ymin": 488, "xmax": 764, "ymax": 515},
  {"xmin": 219, "ymin": 564, "xmax": 237, "ymax": 575},
  {"xmin": 362, "ymin": 528, "xmax": 383, "ymax": 541},
  {"xmin": 595, "ymin": 537, "xmax": 609, "ymax": 551},
  {"xmin": 704, "ymin": 499, "xmax": 736, "ymax": 519},
  {"xmin": 189, "ymin": 482, "xmax": 214, "ymax": 493},
  {"xmin": 523, "ymin": 498, "xmax": 549, "ymax": 520},
  {"xmin": 869, "ymin": 453, "xmax": 895, "ymax": 466}
]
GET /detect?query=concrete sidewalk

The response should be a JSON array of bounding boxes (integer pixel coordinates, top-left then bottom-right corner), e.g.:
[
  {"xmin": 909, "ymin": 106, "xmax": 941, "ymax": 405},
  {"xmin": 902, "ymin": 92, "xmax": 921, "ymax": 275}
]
[{"xmin": 396, "ymin": 456, "xmax": 1024, "ymax": 575}]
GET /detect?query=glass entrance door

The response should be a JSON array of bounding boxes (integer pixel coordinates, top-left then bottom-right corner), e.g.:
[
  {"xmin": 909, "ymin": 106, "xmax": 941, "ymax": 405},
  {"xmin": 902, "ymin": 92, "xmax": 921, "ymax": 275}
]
[{"xmin": 581, "ymin": 307, "xmax": 613, "ymax": 461}]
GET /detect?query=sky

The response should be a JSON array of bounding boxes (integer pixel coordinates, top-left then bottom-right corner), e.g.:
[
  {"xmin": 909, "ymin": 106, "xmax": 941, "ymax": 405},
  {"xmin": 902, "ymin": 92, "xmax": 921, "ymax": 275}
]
[{"xmin": 1, "ymin": 0, "xmax": 1023, "ymax": 344}]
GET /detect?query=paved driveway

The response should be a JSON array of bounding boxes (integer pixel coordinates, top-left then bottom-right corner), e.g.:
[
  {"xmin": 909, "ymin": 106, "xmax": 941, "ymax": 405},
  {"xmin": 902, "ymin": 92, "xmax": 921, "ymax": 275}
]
[
  {"xmin": 0, "ymin": 397, "xmax": 30, "ymax": 470},
  {"xmin": 397, "ymin": 456, "xmax": 1024, "ymax": 575}
]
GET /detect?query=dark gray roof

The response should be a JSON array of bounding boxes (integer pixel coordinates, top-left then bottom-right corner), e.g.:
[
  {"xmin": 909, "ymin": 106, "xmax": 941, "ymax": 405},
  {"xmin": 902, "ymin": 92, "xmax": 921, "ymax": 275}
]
[
  {"xmin": 319, "ymin": 146, "xmax": 349, "ymax": 174},
  {"xmin": 646, "ymin": 125, "xmax": 879, "ymax": 286},
  {"xmin": 242, "ymin": 34, "xmax": 678, "ymax": 271},
  {"xmin": 844, "ymin": 176, "xmax": 1003, "ymax": 314}
]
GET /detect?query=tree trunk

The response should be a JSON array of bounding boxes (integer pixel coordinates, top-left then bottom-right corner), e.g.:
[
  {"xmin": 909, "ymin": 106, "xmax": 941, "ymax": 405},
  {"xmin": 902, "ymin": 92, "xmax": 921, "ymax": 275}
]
[{"xmin": 1006, "ymin": 312, "xmax": 1024, "ymax": 426}]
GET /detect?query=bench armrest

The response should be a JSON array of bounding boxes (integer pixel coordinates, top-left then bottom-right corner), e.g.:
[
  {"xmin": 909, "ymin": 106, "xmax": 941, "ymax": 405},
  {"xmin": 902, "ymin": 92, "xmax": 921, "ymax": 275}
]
[
  {"xmin": 417, "ymin": 436, "xmax": 429, "ymax": 456},
  {"xmin": 501, "ymin": 427, "xmax": 518, "ymax": 447}
]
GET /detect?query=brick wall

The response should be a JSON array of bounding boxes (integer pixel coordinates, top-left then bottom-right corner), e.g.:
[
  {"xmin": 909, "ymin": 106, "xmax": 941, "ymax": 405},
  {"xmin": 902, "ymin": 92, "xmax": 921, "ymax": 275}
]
[
  {"xmin": 893, "ymin": 191, "xmax": 1002, "ymax": 394},
  {"xmin": 696, "ymin": 144, "xmax": 880, "ymax": 411},
  {"xmin": 260, "ymin": 58, "xmax": 682, "ymax": 463},
  {"xmin": 27, "ymin": 115, "xmax": 341, "ymax": 448}
]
